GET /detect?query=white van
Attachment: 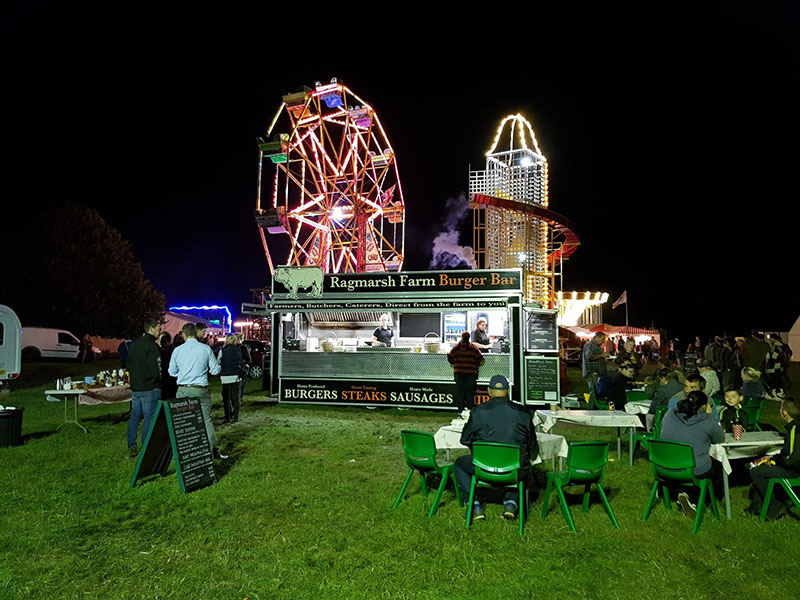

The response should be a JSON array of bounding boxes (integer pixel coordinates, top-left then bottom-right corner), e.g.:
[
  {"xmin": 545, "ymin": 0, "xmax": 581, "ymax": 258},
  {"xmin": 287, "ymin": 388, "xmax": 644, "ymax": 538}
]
[
  {"xmin": 21, "ymin": 327, "xmax": 81, "ymax": 361},
  {"xmin": 0, "ymin": 305, "xmax": 22, "ymax": 380}
]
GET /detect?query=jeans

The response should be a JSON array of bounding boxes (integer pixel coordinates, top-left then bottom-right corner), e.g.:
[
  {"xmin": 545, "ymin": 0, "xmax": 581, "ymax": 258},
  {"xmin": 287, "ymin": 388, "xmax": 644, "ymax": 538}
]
[
  {"xmin": 127, "ymin": 388, "xmax": 161, "ymax": 449},
  {"xmin": 176, "ymin": 386, "xmax": 217, "ymax": 449}
]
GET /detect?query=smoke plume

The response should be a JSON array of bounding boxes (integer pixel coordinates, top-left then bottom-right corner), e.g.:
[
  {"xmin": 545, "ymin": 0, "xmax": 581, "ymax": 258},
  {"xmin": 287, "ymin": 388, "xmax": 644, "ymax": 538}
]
[{"xmin": 429, "ymin": 193, "xmax": 475, "ymax": 269}]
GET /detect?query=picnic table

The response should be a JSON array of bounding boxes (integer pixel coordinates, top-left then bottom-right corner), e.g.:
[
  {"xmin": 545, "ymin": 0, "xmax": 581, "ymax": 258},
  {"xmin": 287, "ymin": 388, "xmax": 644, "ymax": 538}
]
[{"xmin": 45, "ymin": 385, "xmax": 131, "ymax": 433}]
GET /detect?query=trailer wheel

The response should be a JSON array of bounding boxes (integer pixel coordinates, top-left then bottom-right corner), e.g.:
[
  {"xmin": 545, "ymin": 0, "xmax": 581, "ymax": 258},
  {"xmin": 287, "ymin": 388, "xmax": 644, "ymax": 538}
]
[{"xmin": 249, "ymin": 364, "xmax": 263, "ymax": 379}]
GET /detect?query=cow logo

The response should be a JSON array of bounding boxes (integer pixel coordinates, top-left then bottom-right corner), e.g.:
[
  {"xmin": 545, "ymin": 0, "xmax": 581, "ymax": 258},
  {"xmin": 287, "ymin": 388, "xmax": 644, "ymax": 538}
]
[{"xmin": 273, "ymin": 266, "xmax": 324, "ymax": 299}]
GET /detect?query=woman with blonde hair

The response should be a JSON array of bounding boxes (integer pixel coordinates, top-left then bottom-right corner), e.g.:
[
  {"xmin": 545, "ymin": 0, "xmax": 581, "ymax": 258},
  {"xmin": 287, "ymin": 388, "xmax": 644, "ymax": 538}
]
[
  {"xmin": 740, "ymin": 367, "xmax": 766, "ymax": 399},
  {"xmin": 217, "ymin": 334, "xmax": 243, "ymax": 423}
]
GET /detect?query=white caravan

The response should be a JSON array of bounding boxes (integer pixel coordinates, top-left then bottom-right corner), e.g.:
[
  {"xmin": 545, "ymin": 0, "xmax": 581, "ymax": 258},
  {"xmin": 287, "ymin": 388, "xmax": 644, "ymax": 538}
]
[{"xmin": 0, "ymin": 305, "xmax": 22, "ymax": 380}]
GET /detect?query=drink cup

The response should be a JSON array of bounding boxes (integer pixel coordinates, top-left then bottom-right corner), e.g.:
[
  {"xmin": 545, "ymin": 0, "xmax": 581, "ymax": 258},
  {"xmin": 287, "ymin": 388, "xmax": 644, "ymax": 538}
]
[
  {"xmin": 733, "ymin": 424, "xmax": 743, "ymax": 441},
  {"xmin": 608, "ymin": 402, "xmax": 615, "ymax": 411}
]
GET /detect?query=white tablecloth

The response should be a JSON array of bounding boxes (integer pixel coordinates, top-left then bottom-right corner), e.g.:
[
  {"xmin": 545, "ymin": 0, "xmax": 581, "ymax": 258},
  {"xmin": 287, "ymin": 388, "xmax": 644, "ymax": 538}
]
[
  {"xmin": 433, "ymin": 424, "xmax": 568, "ymax": 466},
  {"xmin": 710, "ymin": 431, "xmax": 784, "ymax": 475},
  {"xmin": 624, "ymin": 400, "xmax": 651, "ymax": 415},
  {"xmin": 533, "ymin": 410, "xmax": 642, "ymax": 432}
]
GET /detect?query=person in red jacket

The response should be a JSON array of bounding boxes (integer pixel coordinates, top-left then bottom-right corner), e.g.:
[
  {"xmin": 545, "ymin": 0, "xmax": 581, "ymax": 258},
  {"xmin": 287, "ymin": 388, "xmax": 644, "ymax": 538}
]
[{"xmin": 447, "ymin": 331, "xmax": 485, "ymax": 415}]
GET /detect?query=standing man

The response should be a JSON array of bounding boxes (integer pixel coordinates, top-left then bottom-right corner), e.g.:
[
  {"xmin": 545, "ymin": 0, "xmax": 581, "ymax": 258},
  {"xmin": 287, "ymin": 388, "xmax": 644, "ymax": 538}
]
[
  {"xmin": 455, "ymin": 375, "xmax": 537, "ymax": 521},
  {"xmin": 582, "ymin": 332, "xmax": 609, "ymax": 405},
  {"xmin": 195, "ymin": 322, "xmax": 208, "ymax": 343},
  {"xmin": 126, "ymin": 318, "xmax": 163, "ymax": 458},
  {"xmin": 169, "ymin": 323, "xmax": 226, "ymax": 459},
  {"xmin": 447, "ymin": 331, "xmax": 485, "ymax": 416}
]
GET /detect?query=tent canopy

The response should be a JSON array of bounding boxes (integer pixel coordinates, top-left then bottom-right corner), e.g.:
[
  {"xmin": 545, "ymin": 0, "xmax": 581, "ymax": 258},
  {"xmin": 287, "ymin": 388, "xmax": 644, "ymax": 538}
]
[{"xmin": 162, "ymin": 311, "xmax": 224, "ymax": 337}]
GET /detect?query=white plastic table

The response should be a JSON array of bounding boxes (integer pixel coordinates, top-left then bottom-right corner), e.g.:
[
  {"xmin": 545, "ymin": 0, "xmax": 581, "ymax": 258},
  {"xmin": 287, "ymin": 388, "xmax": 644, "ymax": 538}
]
[
  {"xmin": 624, "ymin": 400, "xmax": 650, "ymax": 415},
  {"xmin": 45, "ymin": 389, "xmax": 89, "ymax": 433},
  {"xmin": 433, "ymin": 424, "xmax": 568, "ymax": 468},
  {"xmin": 533, "ymin": 409, "xmax": 642, "ymax": 461},
  {"xmin": 710, "ymin": 431, "xmax": 784, "ymax": 519}
]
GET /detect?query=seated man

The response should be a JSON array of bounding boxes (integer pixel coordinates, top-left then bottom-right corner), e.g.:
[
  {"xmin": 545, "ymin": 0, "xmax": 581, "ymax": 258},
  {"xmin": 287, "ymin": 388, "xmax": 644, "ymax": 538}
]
[
  {"xmin": 667, "ymin": 373, "xmax": 719, "ymax": 419},
  {"xmin": 454, "ymin": 375, "xmax": 538, "ymax": 521},
  {"xmin": 647, "ymin": 368, "xmax": 684, "ymax": 430},
  {"xmin": 595, "ymin": 364, "xmax": 636, "ymax": 410}
]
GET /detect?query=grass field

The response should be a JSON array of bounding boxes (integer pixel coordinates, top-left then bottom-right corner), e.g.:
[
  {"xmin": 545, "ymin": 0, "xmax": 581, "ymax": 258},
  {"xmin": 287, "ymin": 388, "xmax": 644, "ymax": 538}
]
[{"xmin": 1, "ymin": 360, "xmax": 799, "ymax": 599}]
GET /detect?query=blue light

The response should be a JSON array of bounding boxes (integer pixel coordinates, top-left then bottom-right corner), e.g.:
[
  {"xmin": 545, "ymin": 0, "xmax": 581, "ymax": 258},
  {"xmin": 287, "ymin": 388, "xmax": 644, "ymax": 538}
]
[{"xmin": 169, "ymin": 304, "xmax": 233, "ymax": 333}]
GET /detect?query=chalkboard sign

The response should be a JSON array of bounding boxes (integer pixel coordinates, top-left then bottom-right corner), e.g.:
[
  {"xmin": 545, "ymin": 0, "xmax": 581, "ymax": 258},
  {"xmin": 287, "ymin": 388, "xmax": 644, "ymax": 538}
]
[
  {"xmin": 130, "ymin": 399, "xmax": 216, "ymax": 494},
  {"xmin": 524, "ymin": 356, "xmax": 560, "ymax": 403},
  {"xmin": 399, "ymin": 312, "xmax": 441, "ymax": 338},
  {"xmin": 525, "ymin": 309, "xmax": 558, "ymax": 352}
]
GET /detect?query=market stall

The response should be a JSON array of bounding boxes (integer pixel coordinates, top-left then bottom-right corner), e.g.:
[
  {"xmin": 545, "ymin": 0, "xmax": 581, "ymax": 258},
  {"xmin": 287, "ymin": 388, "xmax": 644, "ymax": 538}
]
[{"xmin": 242, "ymin": 267, "xmax": 559, "ymax": 410}]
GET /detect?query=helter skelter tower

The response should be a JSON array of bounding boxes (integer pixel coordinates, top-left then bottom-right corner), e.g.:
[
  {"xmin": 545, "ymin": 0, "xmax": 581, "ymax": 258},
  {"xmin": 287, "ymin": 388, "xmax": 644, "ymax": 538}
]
[
  {"xmin": 469, "ymin": 114, "xmax": 579, "ymax": 308},
  {"xmin": 254, "ymin": 79, "xmax": 405, "ymax": 274}
]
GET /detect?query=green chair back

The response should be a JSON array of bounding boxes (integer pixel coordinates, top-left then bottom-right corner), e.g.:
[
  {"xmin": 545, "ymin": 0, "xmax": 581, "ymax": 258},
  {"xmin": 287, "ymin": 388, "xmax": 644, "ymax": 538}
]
[
  {"xmin": 652, "ymin": 406, "xmax": 669, "ymax": 438},
  {"xmin": 591, "ymin": 382, "xmax": 609, "ymax": 409},
  {"xmin": 472, "ymin": 442, "xmax": 522, "ymax": 485},
  {"xmin": 710, "ymin": 391, "xmax": 724, "ymax": 406},
  {"xmin": 647, "ymin": 439, "xmax": 696, "ymax": 483},
  {"xmin": 626, "ymin": 389, "xmax": 649, "ymax": 403},
  {"xmin": 741, "ymin": 397, "xmax": 764, "ymax": 431},
  {"xmin": 400, "ymin": 430, "xmax": 438, "ymax": 471},
  {"xmin": 566, "ymin": 442, "xmax": 609, "ymax": 484}
]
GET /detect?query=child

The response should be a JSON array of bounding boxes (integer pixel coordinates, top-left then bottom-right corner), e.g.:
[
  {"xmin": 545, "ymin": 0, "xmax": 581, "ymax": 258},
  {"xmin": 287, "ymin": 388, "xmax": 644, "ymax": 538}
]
[
  {"xmin": 718, "ymin": 385, "xmax": 750, "ymax": 433},
  {"xmin": 745, "ymin": 397, "xmax": 800, "ymax": 519}
]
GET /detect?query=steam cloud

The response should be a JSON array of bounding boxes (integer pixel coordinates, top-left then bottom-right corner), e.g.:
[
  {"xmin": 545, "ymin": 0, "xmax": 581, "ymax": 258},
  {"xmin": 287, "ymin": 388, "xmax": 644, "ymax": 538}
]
[{"xmin": 429, "ymin": 193, "xmax": 476, "ymax": 269}]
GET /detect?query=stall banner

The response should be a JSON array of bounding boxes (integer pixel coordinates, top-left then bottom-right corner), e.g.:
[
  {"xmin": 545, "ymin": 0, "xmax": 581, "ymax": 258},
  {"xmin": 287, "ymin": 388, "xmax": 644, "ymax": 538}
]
[
  {"xmin": 280, "ymin": 378, "xmax": 492, "ymax": 409},
  {"xmin": 271, "ymin": 267, "xmax": 522, "ymax": 298}
]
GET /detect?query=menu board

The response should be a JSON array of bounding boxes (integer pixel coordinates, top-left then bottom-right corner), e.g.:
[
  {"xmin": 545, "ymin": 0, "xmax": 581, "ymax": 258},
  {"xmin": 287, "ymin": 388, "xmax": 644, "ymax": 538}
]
[
  {"xmin": 167, "ymin": 398, "xmax": 216, "ymax": 493},
  {"xmin": 130, "ymin": 399, "xmax": 216, "ymax": 494},
  {"xmin": 525, "ymin": 309, "xmax": 558, "ymax": 352},
  {"xmin": 524, "ymin": 356, "xmax": 560, "ymax": 403}
]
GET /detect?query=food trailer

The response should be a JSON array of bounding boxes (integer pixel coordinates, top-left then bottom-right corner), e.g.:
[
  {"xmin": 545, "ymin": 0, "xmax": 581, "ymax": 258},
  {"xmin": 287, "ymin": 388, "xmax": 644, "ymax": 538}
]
[{"xmin": 242, "ymin": 267, "xmax": 559, "ymax": 410}]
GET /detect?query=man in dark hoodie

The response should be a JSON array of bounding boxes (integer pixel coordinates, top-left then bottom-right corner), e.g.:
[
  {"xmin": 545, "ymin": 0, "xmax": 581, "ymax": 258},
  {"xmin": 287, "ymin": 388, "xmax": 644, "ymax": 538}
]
[
  {"xmin": 126, "ymin": 318, "xmax": 163, "ymax": 458},
  {"xmin": 660, "ymin": 390, "xmax": 725, "ymax": 519},
  {"xmin": 746, "ymin": 397, "xmax": 800, "ymax": 520}
]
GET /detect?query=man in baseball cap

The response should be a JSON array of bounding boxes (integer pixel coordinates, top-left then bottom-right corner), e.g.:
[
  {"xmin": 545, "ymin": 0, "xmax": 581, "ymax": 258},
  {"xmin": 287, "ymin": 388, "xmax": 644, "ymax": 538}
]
[{"xmin": 455, "ymin": 374, "xmax": 538, "ymax": 521}]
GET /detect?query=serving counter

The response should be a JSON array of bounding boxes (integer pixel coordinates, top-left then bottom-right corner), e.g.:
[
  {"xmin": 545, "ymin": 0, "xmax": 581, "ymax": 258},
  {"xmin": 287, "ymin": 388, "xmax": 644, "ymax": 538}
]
[{"xmin": 280, "ymin": 350, "xmax": 511, "ymax": 382}]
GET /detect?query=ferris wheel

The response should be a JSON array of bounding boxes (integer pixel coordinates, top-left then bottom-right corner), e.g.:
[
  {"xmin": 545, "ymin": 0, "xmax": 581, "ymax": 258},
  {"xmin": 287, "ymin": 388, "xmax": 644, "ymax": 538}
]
[{"xmin": 255, "ymin": 79, "xmax": 405, "ymax": 274}]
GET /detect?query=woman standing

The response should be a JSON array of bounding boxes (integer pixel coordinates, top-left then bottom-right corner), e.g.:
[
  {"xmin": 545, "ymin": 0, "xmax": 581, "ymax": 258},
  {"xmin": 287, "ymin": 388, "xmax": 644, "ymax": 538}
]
[
  {"xmin": 159, "ymin": 332, "xmax": 178, "ymax": 400},
  {"xmin": 372, "ymin": 313, "xmax": 394, "ymax": 347},
  {"xmin": 217, "ymin": 334, "xmax": 243, "ymax": 424}
]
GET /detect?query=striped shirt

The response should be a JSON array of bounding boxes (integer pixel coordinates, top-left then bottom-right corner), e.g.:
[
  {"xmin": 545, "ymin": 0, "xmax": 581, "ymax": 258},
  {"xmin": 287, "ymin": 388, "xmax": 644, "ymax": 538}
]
[{"xmin": 447, "ymin": 342, "xmax": 485, "ymax": 376}]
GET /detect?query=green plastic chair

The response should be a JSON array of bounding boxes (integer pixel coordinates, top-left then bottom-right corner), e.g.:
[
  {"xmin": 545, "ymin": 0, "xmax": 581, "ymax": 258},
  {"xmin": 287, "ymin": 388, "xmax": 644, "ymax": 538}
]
[
  {"xmin": 393, "ymin": 430, "xmax": 462, "ymax": 517},
  {"xmin": 541, "ymin": 442, "xmax": 618, "ymax": 532},
  {"xmin": 759, "ymin": 476, "xmax": 800, "ymax": 521},
  {"xmin": 741, "ymin": 397, "xmax": 764, "ymax": 431},
  {"xmin": 466, "ymin": 442, "xmax": 527, "ymax": 536},
  {"xmin": 630, "ymin": 406, "xmax": 669, "ymax": 465},
  {"xmin": 625, "ymin": 389, "xmax": 649, "ymax": 403},
  {"xmin": 710, "ymin": 391, "xmax": 724, "ymax": 406},
  {"xmin": 642, "ymin": 439, "xmax": 719, "ymax": 534}
]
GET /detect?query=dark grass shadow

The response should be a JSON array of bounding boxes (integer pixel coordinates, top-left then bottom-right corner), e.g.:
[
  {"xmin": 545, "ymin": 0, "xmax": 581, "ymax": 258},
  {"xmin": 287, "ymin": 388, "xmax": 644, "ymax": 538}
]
[{"xmin": 21, "ymin": 430, "xmax": 58, "ymax": 442}]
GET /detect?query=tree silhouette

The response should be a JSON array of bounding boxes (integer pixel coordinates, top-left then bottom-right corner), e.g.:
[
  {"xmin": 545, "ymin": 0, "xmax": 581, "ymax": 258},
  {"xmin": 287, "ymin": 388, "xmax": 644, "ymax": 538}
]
[{"xmin": 1, "ymin": 204, "xmax": 164, "ymax": 337}]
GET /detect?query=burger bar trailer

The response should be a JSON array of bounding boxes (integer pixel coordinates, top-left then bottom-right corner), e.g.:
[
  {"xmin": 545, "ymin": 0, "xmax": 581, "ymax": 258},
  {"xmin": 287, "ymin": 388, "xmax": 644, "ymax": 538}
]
[{"xmin": 242, "ymin": 268, "xmax": 559, "ymax": 410}]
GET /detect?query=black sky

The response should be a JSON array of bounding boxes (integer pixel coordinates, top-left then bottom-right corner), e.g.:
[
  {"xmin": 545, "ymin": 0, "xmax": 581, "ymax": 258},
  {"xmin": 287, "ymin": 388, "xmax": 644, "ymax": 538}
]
[{"xmin": 5, "ymin": 3, "xmax": 799, "ymax": 341}]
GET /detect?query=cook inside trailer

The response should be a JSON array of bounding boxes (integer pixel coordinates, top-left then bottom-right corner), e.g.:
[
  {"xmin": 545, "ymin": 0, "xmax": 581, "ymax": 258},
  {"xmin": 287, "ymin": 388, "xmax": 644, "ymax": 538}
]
[{"xmin": 243, "ymin": 267, "xmax": 558, "ymax": 410}]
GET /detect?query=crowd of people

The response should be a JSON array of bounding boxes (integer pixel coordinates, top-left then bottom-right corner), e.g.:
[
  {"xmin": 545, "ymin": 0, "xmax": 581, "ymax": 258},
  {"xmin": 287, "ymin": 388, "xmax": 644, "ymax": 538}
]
[
  {"xmin": 580, "ymin": 329, "xmax": 798, "ymax": 521},
  {"xmin": 125, "ymin": 320, "xmax": 252, "ymax": 461}
]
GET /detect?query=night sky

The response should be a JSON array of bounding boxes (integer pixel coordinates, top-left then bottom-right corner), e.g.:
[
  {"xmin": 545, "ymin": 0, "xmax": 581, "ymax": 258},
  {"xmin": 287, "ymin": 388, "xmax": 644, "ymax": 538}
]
[{"xmin": 6, "ymin": 4, "xmax": 799, "ymax": 342}]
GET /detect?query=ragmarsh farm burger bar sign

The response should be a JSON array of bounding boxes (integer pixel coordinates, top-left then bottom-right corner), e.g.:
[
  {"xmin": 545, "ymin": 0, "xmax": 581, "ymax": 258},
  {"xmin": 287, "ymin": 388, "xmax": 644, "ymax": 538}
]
[{"xmin": 243, "ymin": 267, "xmax": 558, "ymax": 409}]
